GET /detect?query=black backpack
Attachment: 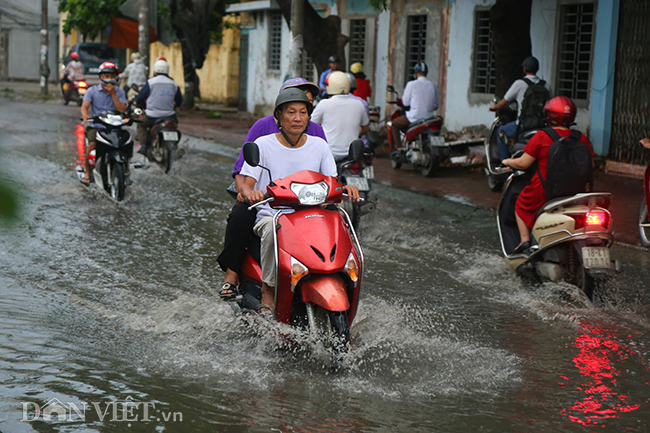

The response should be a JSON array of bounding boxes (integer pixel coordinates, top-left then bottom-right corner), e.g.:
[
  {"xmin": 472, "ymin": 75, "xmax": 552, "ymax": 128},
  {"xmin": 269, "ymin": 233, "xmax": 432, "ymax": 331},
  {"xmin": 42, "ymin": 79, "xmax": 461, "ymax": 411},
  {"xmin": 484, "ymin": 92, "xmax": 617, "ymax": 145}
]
[
  {"xmin": 537, "ymin": 128, "xmax": 593, "ymax": 200},
  {"xmin": 519, "ymin": 78, "xmax": 550, "ymax": 131}
]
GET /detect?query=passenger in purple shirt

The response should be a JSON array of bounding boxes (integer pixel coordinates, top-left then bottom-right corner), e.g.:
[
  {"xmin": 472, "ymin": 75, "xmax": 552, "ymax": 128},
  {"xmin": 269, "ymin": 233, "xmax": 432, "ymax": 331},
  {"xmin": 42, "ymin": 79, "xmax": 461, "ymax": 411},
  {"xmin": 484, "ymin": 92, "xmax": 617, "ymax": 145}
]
[{"xmin": 217, "ymin": 78, "xmax": 323, "ymax": 299}]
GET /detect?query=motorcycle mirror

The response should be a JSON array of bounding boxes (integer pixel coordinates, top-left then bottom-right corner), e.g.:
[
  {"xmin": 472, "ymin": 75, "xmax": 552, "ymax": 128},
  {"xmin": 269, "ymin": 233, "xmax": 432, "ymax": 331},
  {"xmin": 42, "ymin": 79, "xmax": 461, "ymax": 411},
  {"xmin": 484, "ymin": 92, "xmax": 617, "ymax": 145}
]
[
  {"xmin": 243, "ymin": 141, "xmax": 260, "ymax": 167},
  {"xmin": 386, "ymin": 85, "xmax": 395, "ymax": 93},
  {"xmin": 348, "ymin": 139, "xmax": 365, "ymax": 163}
]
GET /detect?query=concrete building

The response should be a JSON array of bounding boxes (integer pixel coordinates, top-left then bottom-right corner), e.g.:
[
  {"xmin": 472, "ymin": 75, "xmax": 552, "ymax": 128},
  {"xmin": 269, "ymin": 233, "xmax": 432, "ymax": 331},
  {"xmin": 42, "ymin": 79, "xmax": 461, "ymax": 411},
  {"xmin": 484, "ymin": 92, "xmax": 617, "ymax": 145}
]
[{"xmin": 0, "ymin": 0, "xmax": 59, "ymax": 81}]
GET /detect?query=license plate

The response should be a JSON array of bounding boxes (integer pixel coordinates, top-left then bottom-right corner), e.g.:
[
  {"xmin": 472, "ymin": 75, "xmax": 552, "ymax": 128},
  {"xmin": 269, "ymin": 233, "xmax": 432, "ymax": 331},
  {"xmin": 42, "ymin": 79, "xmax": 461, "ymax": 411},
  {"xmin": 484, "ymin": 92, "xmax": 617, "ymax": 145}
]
[
  {"xmin": 363, "ymin": 166, "xmax": 374, "ymax": 179},
  {"xmin": 345, "ymin": 176, "xmax": 370, "ymax": 191},
  {"xmin": 428, "ymin": 135, "xmax": 446, "ymax": 147},
  {"xmin": 582, "ymin": 247, "xmax": 610, "ymax": 269},
  {"xmin": 162, "ymin": 131, "xmax": 179, "ymax": 141},
  {"xmin": 89, "ymin": 68, "xmax": 100, "ymax": 73}
]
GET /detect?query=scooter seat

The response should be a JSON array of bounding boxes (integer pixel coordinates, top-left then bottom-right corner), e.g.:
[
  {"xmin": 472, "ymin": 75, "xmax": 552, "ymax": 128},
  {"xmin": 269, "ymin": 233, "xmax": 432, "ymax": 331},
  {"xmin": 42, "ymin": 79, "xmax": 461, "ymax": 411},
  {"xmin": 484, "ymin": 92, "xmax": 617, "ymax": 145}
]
[{"xmin": 406, "ymin": 115, "xmax": 442, "ymax": 133}]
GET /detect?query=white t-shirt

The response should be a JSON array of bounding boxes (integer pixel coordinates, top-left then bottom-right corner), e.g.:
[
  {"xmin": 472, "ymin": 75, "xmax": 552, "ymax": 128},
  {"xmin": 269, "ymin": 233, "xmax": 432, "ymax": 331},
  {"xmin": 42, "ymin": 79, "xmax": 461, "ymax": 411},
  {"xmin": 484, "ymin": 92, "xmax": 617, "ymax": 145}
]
[
  {"xmin": 311, "ymin": 94, "xmax": 369, "ymax": 159},
  {"xmin": 402, "ymin": 76, "xmax": 440, "ymax": 123},
  {"xmin": 504, "ymin": 75, "xmax": 551, "ymax": 117},
  {"xmin": 240, "ymin": 133, "xmax": 338, "ymax": 221}
]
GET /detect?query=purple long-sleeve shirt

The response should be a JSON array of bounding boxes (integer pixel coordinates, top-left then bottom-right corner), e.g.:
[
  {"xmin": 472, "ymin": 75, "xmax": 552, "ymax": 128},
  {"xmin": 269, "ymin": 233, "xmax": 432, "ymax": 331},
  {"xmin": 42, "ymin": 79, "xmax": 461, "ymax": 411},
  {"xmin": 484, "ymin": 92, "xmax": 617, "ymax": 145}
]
[{"xmin": 232, "ymin": 115, "xmax": 327, "ymax": 177}]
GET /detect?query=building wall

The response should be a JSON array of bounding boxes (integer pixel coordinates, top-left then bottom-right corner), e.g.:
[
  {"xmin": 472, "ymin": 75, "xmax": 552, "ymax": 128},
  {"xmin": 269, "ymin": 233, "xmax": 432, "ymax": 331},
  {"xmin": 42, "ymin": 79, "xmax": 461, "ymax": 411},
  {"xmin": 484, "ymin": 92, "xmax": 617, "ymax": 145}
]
[
  {"xmin": 245, "ymin": 10, "xmax": 292, "ymax": 116},
  {"xmin": 445, "ymin": 0, "xmax": 593, "ymax": 134},
  {"xmin": 149, "ymin": 19, "xmax": 241, "ymax": 105}
]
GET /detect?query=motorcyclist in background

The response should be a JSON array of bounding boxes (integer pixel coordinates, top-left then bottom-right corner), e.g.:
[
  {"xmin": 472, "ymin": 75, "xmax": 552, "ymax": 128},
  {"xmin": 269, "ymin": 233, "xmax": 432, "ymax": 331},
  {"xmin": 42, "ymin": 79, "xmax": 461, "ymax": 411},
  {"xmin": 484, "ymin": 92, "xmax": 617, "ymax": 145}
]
[
  {"xmin": 311, "ymin": 71, "xmax": 369, "ymax": 161},
  {"xmin": 350, "ymin": 62, "xmax": 372, "ymax": 102},
  {"xmin": 120, "ymin": 52, "xmax": 147, "ymax": 93},
  {"xmin": 390, "ymin": 62, "xmax": 440, "ymax": 151},
  {"xmin": 134, "ymin": 58, "xmax": 183, "ymax": 155},
  {"xmin": 61, "ymin": 52, "xmax": 85, "ymax": 95}
]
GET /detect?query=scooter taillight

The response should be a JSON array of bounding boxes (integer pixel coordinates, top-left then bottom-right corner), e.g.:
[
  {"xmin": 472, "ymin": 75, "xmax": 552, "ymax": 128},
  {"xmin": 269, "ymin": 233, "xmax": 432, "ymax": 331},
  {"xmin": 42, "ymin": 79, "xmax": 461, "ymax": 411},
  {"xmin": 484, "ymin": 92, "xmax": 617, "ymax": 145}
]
[
  {"xmin": 364, "ymin": 152, "xmax": 374, "ymax": 165},
  {"xmin": 348, "ymin": 162, "xmax": 362, "ymax": 174},
  {"xmin": 570, "ymin": 210, "xmax": 611, "ymax": 230},
  {"xmin": 78, "ymin": 81, "xmax": 87, "ymax": 88}
]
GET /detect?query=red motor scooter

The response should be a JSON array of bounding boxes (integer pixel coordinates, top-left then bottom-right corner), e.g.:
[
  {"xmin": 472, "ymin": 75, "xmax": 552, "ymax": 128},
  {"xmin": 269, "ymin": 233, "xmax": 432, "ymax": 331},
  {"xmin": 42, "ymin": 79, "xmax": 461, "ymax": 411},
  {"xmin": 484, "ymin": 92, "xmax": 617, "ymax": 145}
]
[{"xmin": 228, "ymin": 141, "xmax": 365, "ymax": 358}]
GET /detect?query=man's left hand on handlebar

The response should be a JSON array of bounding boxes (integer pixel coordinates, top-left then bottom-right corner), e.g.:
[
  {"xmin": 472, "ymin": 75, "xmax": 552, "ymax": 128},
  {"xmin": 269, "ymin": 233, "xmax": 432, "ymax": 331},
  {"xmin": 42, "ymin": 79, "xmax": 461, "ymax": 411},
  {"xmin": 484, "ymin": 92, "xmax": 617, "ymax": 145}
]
[{"xmin": 342, "ymin": 185, "xmax": 360, "ymax": 202}]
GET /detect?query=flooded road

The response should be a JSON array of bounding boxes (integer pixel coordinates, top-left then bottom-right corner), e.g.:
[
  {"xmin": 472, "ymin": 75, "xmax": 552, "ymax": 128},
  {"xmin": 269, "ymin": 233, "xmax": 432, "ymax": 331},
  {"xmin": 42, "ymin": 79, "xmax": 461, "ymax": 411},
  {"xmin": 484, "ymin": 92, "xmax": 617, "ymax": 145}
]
[{"xmin": 1, "ymin": 101, "xmax": 649, "ymax": 432}]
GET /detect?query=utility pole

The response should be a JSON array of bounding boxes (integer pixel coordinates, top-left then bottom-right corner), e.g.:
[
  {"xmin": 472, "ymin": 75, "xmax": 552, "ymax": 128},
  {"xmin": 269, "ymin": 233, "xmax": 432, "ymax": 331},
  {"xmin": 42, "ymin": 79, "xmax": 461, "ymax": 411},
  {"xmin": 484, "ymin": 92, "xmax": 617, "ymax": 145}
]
[
  {"xmin": 139, "ymin": 0, "xmax": 150, "ymax": 72},
  {"xmin": 40, "ymin": 0, "xmax": 49, "ymax": 94},
  {"xmin": 289, "ymin": 0, "xmax": 304, "ymax": 78}
]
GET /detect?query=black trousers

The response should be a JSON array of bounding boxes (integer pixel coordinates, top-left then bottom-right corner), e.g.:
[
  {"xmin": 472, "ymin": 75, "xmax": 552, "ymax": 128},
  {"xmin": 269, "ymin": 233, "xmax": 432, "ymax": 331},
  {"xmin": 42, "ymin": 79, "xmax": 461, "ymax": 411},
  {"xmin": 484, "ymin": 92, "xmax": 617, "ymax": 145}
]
[{"xmin": 217, "ymin": 201, "xmax": 258, "ymax": 274}]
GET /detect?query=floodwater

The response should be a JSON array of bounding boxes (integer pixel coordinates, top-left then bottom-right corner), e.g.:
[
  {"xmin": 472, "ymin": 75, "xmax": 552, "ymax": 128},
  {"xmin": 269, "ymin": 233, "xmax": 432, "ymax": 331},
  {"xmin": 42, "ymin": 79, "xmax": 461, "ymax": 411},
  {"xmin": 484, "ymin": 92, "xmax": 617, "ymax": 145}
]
[{"xmin": 0, "ymin": 101, "xmax": 649, "ymax": 432}]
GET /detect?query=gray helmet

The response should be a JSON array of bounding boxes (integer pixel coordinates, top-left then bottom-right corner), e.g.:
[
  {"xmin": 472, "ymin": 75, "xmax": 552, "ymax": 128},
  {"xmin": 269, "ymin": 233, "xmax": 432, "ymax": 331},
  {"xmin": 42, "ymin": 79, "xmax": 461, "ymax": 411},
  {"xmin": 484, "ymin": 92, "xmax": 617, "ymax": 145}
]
[
  {"xmin": 413, "ymin": 62, "xmax": 428, "ymax": 76},
  {"xmin": 521, "ymin": 56, "xmax": 539, "ymax": 73},
  {"xmin": 344, "ymin": 72, "xmax": 357, "ymax": 92},
  {"xmin": 328, "ymin": 55, "xmax": 340, "ymax": 63},
  {"xmin": 274, "ymin": 88, "xmax": 313, "ymax": 119}
]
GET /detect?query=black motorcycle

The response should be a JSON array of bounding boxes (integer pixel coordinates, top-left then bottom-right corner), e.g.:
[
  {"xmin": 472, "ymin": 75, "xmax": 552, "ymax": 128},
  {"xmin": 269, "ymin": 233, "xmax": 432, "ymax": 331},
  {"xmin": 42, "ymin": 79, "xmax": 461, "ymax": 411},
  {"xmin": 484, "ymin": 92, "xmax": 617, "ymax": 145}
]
[
  {"xmin": 336, "ymin": 139, "xmax": 378, "ymax": 230},
  {"xmin": 77, "ymin": 111, "xmax": 134, "ymax": 201}
]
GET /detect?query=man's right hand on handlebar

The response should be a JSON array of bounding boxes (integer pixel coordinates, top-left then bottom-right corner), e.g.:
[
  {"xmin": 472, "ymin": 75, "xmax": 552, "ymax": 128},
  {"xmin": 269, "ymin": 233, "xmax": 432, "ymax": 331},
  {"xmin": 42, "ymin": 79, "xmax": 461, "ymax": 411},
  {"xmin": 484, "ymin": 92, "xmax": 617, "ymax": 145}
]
[{"xmin": 244, "ymin": 189, "xmax": 266, "ymax": 204}]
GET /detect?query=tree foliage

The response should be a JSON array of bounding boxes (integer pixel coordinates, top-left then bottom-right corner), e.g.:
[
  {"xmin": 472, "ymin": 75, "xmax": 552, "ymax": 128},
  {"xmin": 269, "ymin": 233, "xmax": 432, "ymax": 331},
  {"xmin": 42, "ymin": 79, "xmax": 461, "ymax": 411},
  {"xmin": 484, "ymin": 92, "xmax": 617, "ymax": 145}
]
[
  {"xmin": 167, "ymin": 0, "xmax": 234, "ymax": 107},
  {"xmin": 368, "ymin": 0, "xmax": 387, "ymax": 12},
  {"xmin": 58, "ymin": 0, "xmax": 127, "ymax": 40}
]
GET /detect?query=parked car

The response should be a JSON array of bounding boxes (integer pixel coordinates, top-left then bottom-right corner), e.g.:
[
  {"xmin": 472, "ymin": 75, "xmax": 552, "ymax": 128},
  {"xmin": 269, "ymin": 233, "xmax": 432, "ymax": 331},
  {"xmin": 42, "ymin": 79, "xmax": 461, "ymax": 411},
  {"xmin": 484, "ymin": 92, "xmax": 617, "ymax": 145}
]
[{"xmin": 64, "ymin": 43, "xmax": 120, "ymax": 83}]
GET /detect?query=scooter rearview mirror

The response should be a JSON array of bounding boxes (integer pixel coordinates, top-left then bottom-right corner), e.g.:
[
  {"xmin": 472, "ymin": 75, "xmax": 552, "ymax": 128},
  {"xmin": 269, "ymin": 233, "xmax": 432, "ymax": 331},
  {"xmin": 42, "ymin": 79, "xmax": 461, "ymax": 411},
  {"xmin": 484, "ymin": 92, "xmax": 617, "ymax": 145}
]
[
  {"xmin": 243, "ymin": 141, "xmax": 259, "ymax": 167},
  {"xmin": 348, "ymin": 139, "xmax": 365, "ymax": 163},
  {"xmin": 386, "ymin": 85, "xmax": 395, "ymax": 93}
]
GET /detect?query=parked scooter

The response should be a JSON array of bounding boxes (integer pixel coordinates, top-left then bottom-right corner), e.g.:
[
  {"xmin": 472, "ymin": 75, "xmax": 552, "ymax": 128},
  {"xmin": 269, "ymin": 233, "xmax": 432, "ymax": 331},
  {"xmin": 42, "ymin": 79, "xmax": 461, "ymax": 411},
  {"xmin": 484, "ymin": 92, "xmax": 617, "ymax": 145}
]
[
  {"xmin": 497, "ymin": 162, "xmax": 616, "ymax": 300},
  {"xmin": 485, "ymin": 101, "xmax": 541, "ymax": 192},
  {"xmin": 227, "ymin": 141, "xmax": 365, "ymax": 359},
  {"xmin": 76, "ymin": 111, "xmax": 135, "ymax": 201},
  {"xmin": 337, "ymin": 139, "xmax": 379, "ymax": 230},
  {"xmin": 62, "ymin": 79, "xmax": 88, "ymax": 106}
]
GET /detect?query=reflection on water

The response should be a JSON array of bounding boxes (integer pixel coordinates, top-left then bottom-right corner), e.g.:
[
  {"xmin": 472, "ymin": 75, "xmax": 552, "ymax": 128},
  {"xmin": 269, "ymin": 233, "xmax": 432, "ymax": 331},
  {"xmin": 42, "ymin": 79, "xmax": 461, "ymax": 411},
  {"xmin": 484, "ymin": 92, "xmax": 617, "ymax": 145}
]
[{"xmin": 560, "ymin": 323, "xmax": 648, "ymax": 428}]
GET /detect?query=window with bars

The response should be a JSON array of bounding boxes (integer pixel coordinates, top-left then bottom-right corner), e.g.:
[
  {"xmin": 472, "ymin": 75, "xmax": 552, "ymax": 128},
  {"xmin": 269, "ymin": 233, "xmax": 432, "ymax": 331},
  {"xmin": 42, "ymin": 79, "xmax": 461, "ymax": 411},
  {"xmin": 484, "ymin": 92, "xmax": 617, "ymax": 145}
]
[
  {"xmin": 349, "ymin": 19, "xmax": 366, "ymax": 66},
  {"xmin": 472, "ymin": 10, "xmax": 496, "ymax": 94},
  {"xmin": 301, "ymin": 52, "xmax": 315, "ymax": 83},
  {"xmin": 556, "ymin": 3, "xmax": 595, "ymax": 100},
  {"xmin": 405, "ymin": 15, "xmax": 427, "ymax": 86},
  {"xmin": 268, "ymin": 11, "xmax": 282, "ymax": 71}
]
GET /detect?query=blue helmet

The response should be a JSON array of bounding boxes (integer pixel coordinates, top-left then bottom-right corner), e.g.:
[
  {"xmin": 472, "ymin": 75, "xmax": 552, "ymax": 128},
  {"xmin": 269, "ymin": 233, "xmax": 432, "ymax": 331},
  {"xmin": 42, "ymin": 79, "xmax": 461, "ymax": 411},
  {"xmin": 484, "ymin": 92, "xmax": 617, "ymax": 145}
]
[{"xmin": 413, "ymin": 62, "xmax": 428, "ymax": 76}]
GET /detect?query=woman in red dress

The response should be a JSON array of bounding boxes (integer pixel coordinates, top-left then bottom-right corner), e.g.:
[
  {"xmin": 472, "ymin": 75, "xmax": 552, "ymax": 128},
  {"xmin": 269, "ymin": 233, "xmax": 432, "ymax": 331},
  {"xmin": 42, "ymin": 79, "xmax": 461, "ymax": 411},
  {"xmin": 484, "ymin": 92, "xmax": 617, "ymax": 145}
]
[{"xmin": 501, "ymin": 96, "xmax": 594, "ymax": 253}]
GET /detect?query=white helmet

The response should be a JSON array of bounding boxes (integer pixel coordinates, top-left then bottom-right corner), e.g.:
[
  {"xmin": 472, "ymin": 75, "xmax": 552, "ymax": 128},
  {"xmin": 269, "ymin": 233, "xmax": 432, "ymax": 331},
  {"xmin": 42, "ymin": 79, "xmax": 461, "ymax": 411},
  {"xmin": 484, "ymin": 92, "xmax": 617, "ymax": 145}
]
[
  {"xmin": 153, "ymin": 58, "xmax": 169, "ymax": 75},
  {"xmin": 325, "ymin": 71, "xmax": 350, "ymax": 95}
]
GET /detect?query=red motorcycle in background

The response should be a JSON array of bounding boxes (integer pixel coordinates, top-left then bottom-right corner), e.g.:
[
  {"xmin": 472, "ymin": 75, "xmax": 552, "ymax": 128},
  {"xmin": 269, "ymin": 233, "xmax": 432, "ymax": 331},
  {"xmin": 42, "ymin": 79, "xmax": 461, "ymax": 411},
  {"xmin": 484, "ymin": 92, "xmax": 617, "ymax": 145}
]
[
  {"xmin": 62, "ymin": 79, "xmax": 88, "ymax": 106},
  {"xmin": 385, "ymin": 85, "xmax": 444, "ymax": 177},
  {"xmin": 227, "ymin": 141, "xmax": 365, "ymax": 360}
]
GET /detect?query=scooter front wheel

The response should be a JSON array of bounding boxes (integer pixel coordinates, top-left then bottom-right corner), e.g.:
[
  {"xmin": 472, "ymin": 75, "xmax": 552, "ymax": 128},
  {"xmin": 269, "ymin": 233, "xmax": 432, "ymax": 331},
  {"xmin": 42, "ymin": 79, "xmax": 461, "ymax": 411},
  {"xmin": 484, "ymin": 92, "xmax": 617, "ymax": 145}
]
[
  {"xmin": 306, "ymin": 303, "xmax": 350, "ymax": 361},
  {"xmin": 639, "ymin": 198, "xmax": 650, "ymax": 248},
  {"xmin": 487, "ymin": 174, "xmax": 504, "ymax": 192}
]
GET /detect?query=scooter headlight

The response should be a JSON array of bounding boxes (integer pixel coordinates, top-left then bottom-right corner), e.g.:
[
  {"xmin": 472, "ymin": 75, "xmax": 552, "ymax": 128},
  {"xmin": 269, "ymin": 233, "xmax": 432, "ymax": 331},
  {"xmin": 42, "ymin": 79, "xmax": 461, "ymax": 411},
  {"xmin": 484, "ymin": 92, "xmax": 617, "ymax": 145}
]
[
  {"xmin": 290, "ymin": 181, "xmax": 329, "ymax": 205},
  {"xmin": 290, "ymin": 257, "xmax": 309, "ymax": 291},
  {"xmin": 345, "ymin": 252, "xmax": 359, "ymax": 283},
  {"xmin": 100, "ymin": 114, "xmax": 125, "ymax": 126}
]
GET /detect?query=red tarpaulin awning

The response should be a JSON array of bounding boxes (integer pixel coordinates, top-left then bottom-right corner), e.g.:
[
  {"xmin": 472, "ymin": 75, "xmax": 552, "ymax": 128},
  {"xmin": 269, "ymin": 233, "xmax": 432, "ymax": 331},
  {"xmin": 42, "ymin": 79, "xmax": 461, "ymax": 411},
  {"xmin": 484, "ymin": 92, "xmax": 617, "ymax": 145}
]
[{"xmin": 108, "ymin": 17, "xmax": 157, "ymax": 49}]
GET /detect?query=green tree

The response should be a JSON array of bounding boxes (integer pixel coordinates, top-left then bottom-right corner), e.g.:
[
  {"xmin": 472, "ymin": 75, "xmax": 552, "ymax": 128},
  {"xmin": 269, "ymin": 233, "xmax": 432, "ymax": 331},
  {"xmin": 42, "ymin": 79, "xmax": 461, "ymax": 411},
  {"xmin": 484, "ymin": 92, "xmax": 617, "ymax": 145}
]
[
  {"xmin": 58, "ymin": 0, "xmax": 127, "ymax": 40},
  {"xmin": 168, "ymin": 0, "xmax": 234, "ymax": 108}
]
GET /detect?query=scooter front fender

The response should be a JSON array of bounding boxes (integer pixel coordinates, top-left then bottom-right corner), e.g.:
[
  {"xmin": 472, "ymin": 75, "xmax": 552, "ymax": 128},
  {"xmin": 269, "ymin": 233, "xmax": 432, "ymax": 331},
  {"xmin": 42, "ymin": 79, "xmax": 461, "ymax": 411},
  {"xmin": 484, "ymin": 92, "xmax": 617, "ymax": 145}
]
[{"xmin": 300, "ymin": 275, "xmax": 349, "ymax": 312}]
